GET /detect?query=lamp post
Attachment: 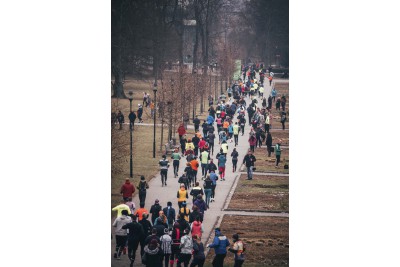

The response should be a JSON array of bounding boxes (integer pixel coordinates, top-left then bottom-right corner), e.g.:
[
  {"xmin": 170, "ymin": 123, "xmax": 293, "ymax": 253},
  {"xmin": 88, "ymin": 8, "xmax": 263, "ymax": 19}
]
[
  {"xmin": 153, "ymin": 83, "xmax": 157, "ymax": 158},
  {"xmin": 128, "ymin": 90, "xmax": 133, "ymax": 178},
  {"xmin": 192, "ymin": 68, "xmax": 197, "ymax": 120}
]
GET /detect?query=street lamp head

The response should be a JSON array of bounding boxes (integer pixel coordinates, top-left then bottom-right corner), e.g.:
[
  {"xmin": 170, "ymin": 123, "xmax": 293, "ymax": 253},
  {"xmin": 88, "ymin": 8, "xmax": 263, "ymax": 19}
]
[{"xmin": 153, "ymin": 82, "xmax": 158, "ymax": 93}]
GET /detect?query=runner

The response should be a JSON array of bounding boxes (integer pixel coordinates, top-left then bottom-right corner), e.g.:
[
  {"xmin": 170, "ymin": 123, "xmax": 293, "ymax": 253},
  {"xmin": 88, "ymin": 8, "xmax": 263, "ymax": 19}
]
[
  {"xmin": 137, "ymin": 175, "xmax": 149, "ymax": 206},
  {"xmin": 159, "ymin": 155, "xmax": 170, "ymax": 186},
  {"xmin": 171, "ymin": 148, "xmax": 181, "ymax": 177},
  {"xmin": 177, "ymin": 184, "xmax": 188, "ymax": 209},
  {"xmin": 122, "ymin": 214, "xmax": 145, "ymax": 267},
  {"xmin": 113, "ymin": 209, "xmax": 132, "ymax": 260},
  {"xmin": 207, "ymin": 227, "xmax": 230, "ymax": 267},
  {"xmin": 228, "ymin": 234, "xmax": 246, "ymax": 267},
  {"xmin": 242, "ymin": 149, "xmax": 256, "ymax": 180},
  {"xmin": 231, "ymin": 148, "xmax": 239, "ymax": 172}
]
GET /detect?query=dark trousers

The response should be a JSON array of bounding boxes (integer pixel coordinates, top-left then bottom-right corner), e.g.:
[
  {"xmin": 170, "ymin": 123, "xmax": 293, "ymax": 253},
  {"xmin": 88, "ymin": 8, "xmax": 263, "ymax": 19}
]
[
  {"xmin": 256, "ymin": 136, "xmax": 262, "ymax": 147},
  {"xmin": 240, "ymin": 126, "xmax": 244, "ymax": 135},
  {"xmin": 162, "ymin": 253, "xmax": 171, "ymax": 267},
  {"xmin": 234, "ymin": 134, "xmax": 239, "ymax": 145},
  {"xmin": 232, "ymin": 159, "xmax": 238, "ymax": 171},
  {"xmin": 211, "ymin": 185, "xmax": 216, "ymax": 198},
  {"xmin": 161, "ymin": 169, "xmax": 168, "ymax": 183},
  {"xmin": 234, "ymin": 260, "xmax": 245, "ymax": 267},
  {"xmin": 276, "ymin": 154, "xmax": 281, "ymax": 166},
  {"xmin": 209, "ymin": 143, "xmax": 214, "ymax": 154},
  {"xmin": 212, "ymin": 254, "xmax": 226, "ymax": 267},
  {"xmin": 281, "ymin": 121, "xmax": 285, "ymax": 130},
  {"xmin": 173, "ymin": 160, "xmax": 180, "ymax": 176},
  {"xmin": 115, "ymin": 235, "xmax": 127, "ymax": 257},
  {"xmin": 190, "ymin": 258, "xmax": 205, "ymax": 267},
  {"xmin": 128, "ymin": 239, "xmax": 140, "ymax": 263},
  {"xmin": 201, "ymin": 164, "xmax": 208, "ymax": 177},
  {"xmin": 250, "ymin": 145, "xmax": 255, "ymax": 152},
  {"xmin": 139, "ymin": 190, "xmax": 146, "ymax": 205},
  {"xmin": 264, "ymin": 124, "xmax": 270, "ymax": 133},
  {"xmin": 178, "ymin": 253, "xmax": 192, "ymax": 267},
  {"xmin": 192, "ymin": 170, "xmax": 198, "ymax": 185},
  {"xmin": 267, "ymin": 146, "xmax": 272, "ymax": 157},
  {"xmin": 195, "ymin": 125, "xmax": 199, "ymax": 132},
  {"xmin": 194, "ymin": 147, "xmax": 199, "ymax": 156}
]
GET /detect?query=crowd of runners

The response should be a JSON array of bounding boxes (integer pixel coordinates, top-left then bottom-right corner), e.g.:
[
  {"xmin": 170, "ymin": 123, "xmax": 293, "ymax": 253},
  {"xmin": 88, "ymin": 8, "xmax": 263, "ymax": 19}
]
[{"xmin": 112, "ymin": 63, "xmax": 288, "ymax": 267}]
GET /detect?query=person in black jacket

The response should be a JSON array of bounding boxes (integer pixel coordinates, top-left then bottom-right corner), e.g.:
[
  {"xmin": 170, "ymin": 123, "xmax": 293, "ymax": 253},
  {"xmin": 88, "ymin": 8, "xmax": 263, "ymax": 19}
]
[
  {"xmin": 266, "ymin": 132, "xmax": 273, "ymax": 157},
  {"xmin": 143, "ymin": 239, "xmax": 163, "ymax": 267},
  {"xmin": 128, "ymin": 110, "xmax": 136, "ymax": 131},
  {"xmin": 117, "ymin": 110, "xmax": 124, "ymax": 130},
  {"xmin": 191, "ymin": 235, "xmax": 206, "ymax": 267},
  {"xmin": 202, "ymin": 120, "xmax": 208, "ymax": 137},
  {"xmin": 231, "ymin": 148, "xmax": 239, "ymax": 172},
  {"xmin": 193, "ymin": 116, "xmax": 201, "ymax": 132},
  {"xmin": 192, "ymin": 134, "xmax": 200, "ymax": 156},
  {"xmin": 242, "ymin": 150, "xmax": 256, "ymax": 180},
  {"xmin": 122, "ymin": 214, "xmax": 145, "ymax": 267},
  {"xmin": 150, "ymin": 199, "xmax": 162, "ymax": 225},
  {"xmin": 162, "ymin": 202, "xmax": 176, "ymax": 229},
  {"xmin": 139, "ymin": 214, "xmax": 153, "ymax": 257},
  {"xmin": 207, "ymin": 159, "xmax": 217, "ymax": 173}
]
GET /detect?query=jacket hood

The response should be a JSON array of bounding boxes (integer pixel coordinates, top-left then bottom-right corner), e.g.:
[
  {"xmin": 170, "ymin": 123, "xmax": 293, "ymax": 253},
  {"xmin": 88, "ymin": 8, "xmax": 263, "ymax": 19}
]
[
  {"xmin": 193, "ymin": 221, "xmax": 201, "ymax": 227},
  {"xmin": 144, "ymin": 245, "xmax": 160, "ymax": 255}
]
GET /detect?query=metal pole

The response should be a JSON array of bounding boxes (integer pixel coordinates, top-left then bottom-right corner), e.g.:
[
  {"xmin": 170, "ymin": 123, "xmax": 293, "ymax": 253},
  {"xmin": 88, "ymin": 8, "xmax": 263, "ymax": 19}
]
[
  {"xmin": 129, "ymin": 98, "xmax": 133, "ymax": 178},
  {"xmin": 153, "ymin": 89, "xmax": 157, "ymax": 158}
]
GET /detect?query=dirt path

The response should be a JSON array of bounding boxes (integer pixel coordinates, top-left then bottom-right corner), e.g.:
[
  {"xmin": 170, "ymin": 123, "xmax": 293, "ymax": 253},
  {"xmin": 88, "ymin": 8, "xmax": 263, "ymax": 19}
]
[{"xmin": 111, "ymin": 72, "xmax": 282, "ymax": 266}]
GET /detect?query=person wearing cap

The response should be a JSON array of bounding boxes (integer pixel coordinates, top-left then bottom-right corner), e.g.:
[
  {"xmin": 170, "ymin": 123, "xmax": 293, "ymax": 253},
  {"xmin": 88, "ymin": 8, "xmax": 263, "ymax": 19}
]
[
  {"xmin": 112, "ymin": 210, "xmax": 132, "ymax": 260},
  {"xmin": 178, "ymin": 228, "xmax": 193, "ymax": 267},
  {"xmin": 163, "ymin": 201, "xmax": 176, "ymax": 229},
  {"xmin": 150, "ymin": 199, "xmax": 163, "ymax": 225},
  {"xmin": 121, "ymin": 178, "xmax": 135, "ymax": 200},
  {"xmin": 122, "ymin": 214, "xmax": 145, "ymax": 267},
  {"xmin": 137, "ymin": 176, "xmax": 149, "ymax": 206},
  {"xmin": 207, "ymin": 228, "xmax": 230, "ymax": 267},
  {"xmin": 228, "ymin": 234, "xmax": 246, "ymax": 267},
  {"xmin": 242, "ymin": 149, "xmax": 257, "ymax": 180},
  {"xmin": 160, "ymin": 227, "xmax": 172, "ymax": 267},
  {"xmin": 112, "ymin": 198, "xmax": 132, "ymax": 217},
  {"xmin": 177, "ymin": 184, "xmax": 188, "ymax": 209}
]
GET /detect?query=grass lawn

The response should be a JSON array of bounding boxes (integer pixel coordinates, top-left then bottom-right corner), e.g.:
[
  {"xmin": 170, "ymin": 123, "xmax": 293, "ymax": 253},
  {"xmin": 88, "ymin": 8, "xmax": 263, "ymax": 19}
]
[
  {"xmin": 228, "ymin": 174, "xmax": 289, "ymax": 212},
  {"xmin": 251, "ymin": 148, "xmax": 289, "ymax": 174},
  {"xmin": 205, "ymin": 215, "xmax": 289, "ymax": 266}
]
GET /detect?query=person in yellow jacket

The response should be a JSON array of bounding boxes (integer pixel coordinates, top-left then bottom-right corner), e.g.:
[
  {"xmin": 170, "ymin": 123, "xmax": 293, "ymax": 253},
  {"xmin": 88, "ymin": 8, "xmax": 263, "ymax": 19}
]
[
  {"xmin": 221, "ymin": 140, "xmax": 229, "ymax": 157},
  {"xmin": 112, "ymin": 199, "xmax": 132, "ymax": 217},
  {"xmin": 186, "ymin": 138, "xmax": 195, "ymax": 152},
  {"xmin": 259, "ymin": 86, "xmax": 264, "ymax": 98},
  {"xmin": 177, "ymin": 184, "xmax": 188, "ymax": 209}
]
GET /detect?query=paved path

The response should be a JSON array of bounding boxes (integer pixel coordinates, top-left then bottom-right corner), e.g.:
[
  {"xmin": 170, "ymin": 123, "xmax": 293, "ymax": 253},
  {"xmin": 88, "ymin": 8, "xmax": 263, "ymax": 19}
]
[{"xmin": 111, "ymin": 72, "xmax": 281, "ymax": 266}]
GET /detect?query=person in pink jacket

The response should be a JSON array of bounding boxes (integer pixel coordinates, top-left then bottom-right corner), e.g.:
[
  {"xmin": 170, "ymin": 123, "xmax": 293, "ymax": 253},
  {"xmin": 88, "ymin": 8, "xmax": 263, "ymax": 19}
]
[
  {"xmin": 248, "ymin": 134, "xmax": 257, "ymax": 152},
  {"xmin": 191, "ymin": 217, "xmax": 204, "ymax": 239}
]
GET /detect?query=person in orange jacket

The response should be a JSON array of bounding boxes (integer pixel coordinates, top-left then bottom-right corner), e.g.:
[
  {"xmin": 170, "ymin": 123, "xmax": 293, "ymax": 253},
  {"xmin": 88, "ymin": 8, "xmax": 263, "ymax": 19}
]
[{"xmin": 190, "ymin": 156, "xmax": 200, "ymax": 186}]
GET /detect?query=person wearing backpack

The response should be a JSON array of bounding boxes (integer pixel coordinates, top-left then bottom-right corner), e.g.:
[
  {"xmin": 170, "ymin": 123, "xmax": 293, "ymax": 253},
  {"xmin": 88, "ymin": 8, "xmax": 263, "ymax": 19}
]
[
  {"xmin": 191, "ymin": 234, "xmax": 206, "ymax": 267},
  {"xmin": 178, "ymin": 229, "xmax": 193, "ymax": 267},
  {"xmin": 228, "ymin": 234, "xmax": 246, "ymax": 267},
  {"xmin": 275, "ymin": 142, "xmax": 282, "ymax": 168},
  {"xmin": 137, "ymin": 176, "xmax": 149, "ymax": 206}
]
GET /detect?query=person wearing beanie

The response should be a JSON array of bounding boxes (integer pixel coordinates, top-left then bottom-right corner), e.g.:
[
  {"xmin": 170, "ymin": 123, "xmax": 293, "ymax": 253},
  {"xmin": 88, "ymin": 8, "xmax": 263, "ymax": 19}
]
[
  {"xmin": 137, "ymin": 176, "xmax": 149, "ymax": 206},
  {"xmin": 207, "ymin": 228, "xmax": 230, "ymax": 267},
  {"xmin": 228, "ymin": 233, "xmax": 246, "ymax": 267},
  {"xmin": 178, "ymin": 228, "xmax": 193, "ymax": 267}
]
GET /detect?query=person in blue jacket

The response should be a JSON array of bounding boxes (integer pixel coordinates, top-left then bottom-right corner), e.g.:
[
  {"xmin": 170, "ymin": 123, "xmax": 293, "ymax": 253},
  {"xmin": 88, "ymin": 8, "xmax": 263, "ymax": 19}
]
[
  {"xmin": 207, "ymin": 227, "xmax": 230, "ymax": 267},
  {"xmin": 207, "ymin": 115, "xmax": 214, "ymax": 125}
]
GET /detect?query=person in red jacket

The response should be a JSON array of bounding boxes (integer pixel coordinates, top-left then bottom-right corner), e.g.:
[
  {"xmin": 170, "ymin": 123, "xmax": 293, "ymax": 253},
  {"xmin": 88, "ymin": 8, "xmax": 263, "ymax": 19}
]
[
  {"xmin": 177, "ymin": 123, "xmax": 186, "ymax": 140},
  {"xmin": 121, "ymin": 178, "xmax": 135, "ymax": 200},
  {"xmin": 248, "ymin": 134, "xmax": 257, "ymax": 153}
]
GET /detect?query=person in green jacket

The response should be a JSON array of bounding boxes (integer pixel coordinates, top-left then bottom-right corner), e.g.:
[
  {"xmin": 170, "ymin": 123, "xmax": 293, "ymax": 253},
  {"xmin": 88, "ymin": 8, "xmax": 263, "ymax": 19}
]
[
  {"xmin": 171, "ymin": 148, "xmax": 181, "ymax": 177},
  {"xmin": 275, "ymin": 141, "xmax": 282, "ymax": 168}
]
